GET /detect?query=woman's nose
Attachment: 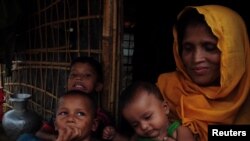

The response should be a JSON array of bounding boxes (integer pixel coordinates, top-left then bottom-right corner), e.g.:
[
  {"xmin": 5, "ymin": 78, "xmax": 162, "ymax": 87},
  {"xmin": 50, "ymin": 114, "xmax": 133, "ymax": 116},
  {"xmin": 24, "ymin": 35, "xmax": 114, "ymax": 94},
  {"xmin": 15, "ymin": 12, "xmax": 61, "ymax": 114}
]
[{"xmin": 193, "ymin": 48, "xmax": 205, "ymax": 62}]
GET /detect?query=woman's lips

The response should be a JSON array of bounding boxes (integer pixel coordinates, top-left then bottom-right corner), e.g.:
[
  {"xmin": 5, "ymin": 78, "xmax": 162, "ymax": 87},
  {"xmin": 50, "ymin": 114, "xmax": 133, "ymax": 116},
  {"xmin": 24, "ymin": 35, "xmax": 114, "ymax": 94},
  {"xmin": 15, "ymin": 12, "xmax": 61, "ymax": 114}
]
[{"xmin": 193, "ymin": 67, "xmax": 208, "ymax": 75}]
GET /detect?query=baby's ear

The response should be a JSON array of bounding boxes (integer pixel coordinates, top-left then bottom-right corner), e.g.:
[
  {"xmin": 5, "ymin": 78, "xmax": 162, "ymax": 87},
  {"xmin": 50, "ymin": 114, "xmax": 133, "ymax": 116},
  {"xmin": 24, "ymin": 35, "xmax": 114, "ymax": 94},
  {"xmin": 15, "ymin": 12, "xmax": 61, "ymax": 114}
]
[
  {"xmin": 95, "ymin": 83, "xmax": 103, "ymax": 92},
  {"xmin": 163, "ymin": 101, "xmax": 170, "ymax": 115},
  {"xmin": 91, "ymin": 118, "xmax": 99, "ymax": 132}
]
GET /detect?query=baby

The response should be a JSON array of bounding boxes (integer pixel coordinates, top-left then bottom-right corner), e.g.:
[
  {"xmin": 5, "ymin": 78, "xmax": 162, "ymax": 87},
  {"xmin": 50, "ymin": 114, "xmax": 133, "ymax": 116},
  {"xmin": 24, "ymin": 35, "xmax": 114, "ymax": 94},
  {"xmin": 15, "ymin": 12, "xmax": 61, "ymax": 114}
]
[{"xmin": 103, "ymin": 81, "xmax": 195, "ymax": 141}]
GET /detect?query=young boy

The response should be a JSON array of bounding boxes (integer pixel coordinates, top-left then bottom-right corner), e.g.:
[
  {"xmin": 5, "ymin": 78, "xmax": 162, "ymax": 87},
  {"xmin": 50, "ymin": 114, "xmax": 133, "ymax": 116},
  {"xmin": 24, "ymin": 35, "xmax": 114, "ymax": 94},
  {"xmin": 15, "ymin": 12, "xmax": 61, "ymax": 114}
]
[
  {"xmin": 55, "ymin": 90, "xmax": 99, "ymax": 141},
  {"xmin": 67, "ymin": 56, "xmax": 104, "ymax": 94},
  {"xmin": 17, "ymin": 90, "xmax": 99, "ymax": 141},
  {"xmin": 103, "ymin": 81, "xmax": 195, "ymax": 141}
]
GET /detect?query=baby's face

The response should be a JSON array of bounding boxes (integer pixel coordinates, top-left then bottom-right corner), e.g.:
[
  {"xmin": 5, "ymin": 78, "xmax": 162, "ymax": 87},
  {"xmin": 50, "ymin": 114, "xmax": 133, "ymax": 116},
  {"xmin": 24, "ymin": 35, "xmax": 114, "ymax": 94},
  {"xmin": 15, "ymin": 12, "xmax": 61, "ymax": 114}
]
[
  {"xmin": 122, "ymin": 90, "xmax": 169, "ymax": 139},
  {"xmin": 55, "ymin": 95, "xmax": 97, "ymax": 140}
]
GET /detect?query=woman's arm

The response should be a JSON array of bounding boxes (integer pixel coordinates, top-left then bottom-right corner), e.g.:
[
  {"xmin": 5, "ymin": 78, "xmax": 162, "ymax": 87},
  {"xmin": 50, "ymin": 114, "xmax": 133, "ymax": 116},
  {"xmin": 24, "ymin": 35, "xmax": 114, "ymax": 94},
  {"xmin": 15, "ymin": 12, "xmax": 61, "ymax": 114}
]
[{"xmin": 176, "ymin": 126, "xmax": 196, "ymax": 141}]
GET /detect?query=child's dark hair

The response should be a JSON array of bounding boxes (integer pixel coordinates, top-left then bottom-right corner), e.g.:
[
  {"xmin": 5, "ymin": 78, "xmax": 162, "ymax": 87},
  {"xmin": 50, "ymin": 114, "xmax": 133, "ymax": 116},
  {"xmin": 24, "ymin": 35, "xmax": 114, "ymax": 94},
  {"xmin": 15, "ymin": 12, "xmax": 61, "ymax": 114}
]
[
  {"xmin": 70, "ymin": 56, "xmax": 103, "ymax": 83},
  {"xmin": 58, "ymin": 90, "xmax": 97, "ymax": 117},
  {"xmin": 119, "ymin": 81, "xmax": 164, "ymax": 111}
]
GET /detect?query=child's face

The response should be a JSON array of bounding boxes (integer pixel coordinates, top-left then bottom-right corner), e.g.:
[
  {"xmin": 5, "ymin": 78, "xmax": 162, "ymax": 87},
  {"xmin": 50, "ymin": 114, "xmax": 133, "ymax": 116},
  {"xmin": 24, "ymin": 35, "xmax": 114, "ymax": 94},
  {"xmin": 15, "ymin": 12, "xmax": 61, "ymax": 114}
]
[
  {"xmin": 122, "ymin": 90, "xmax": 169, "ymax": 139},
  {"xmin": 67, "ymin": 62, "xmax": 102, "ymax": 93},
  {"xmin": 55, "ymin": 95, "xmax": 98, "ymax": 140}
]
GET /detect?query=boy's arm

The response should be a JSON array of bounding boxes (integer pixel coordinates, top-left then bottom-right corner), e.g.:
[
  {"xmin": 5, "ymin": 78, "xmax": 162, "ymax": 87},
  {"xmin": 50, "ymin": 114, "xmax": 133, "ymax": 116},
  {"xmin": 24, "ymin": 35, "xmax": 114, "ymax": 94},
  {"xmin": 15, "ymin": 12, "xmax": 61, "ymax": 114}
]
[
  {"xmin": 36, "ymin": 129, "xmax": 57, "ymax": 141},
  {"xmin": 35, "ymin": 122, "xmax": 57, "ymax": 141}
]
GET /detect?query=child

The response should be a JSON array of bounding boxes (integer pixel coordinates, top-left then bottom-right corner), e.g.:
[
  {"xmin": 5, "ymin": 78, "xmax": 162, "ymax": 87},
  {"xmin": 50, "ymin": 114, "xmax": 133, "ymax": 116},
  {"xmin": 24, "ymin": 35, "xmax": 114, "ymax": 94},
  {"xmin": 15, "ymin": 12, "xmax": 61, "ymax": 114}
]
[
  {"xmin": 36, "ymin": 56, "xmax": 113, "ymax": 140},
  {"xmin": 17, "ymin": 90, "xmax": 99, "ymax": 141},
  {"xmin": 67, "ymin": 56, "xmax": 104, "ymax": 94},
  {"xmin": 103, "ymin": 81, "xmax": 195, "ymax": 141},
  {"xmin": 55, "ymin": 90, "xmax": 98, "ymax": 141}
]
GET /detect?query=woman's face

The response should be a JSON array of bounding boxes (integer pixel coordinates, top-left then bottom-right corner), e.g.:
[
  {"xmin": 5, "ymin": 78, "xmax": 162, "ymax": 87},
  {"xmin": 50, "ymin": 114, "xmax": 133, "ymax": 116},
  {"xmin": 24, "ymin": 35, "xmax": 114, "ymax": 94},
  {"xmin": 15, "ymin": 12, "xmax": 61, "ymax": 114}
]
[{"xmin": 181, "ymin": 24, "xmax": 221, "ymax": 86}]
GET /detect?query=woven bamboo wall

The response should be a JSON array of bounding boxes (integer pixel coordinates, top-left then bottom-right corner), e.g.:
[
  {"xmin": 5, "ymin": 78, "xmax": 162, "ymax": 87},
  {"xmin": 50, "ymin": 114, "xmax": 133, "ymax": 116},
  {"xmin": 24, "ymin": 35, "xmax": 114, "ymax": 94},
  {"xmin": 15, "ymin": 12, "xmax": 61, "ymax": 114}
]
[{"xmin": 1, "ymin": 0, "xmax": 121, "ymax": 122}]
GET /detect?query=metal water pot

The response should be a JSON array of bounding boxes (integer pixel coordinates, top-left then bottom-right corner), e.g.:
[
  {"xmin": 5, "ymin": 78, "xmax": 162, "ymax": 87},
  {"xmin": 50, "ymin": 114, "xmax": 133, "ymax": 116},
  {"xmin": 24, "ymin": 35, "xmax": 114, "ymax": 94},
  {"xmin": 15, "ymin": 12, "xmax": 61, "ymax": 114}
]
[{"xmin": 2, "ymin": 93, "xmax": 42, "ymax": 141}]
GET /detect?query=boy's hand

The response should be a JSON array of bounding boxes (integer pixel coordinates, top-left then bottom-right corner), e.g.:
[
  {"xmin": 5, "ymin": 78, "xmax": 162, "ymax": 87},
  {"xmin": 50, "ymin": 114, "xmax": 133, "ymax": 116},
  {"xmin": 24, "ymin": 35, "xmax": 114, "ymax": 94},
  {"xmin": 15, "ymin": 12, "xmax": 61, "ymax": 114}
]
[
  {"xmin": 55, "ymin": 125, "xmax": 82, "ymax": 141},
  {"xmin": 102, "ymin": 126, "xmax": 116, "ymax": 140}
]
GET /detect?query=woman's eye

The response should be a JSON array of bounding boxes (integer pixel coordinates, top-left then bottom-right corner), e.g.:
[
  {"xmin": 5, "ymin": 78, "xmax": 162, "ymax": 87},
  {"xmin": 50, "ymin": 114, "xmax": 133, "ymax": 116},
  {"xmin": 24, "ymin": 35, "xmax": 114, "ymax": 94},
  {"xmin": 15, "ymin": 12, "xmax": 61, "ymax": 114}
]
[
  {"xmin": 182, "ymin": 44, "xmax": 193, "ymax": 52},
  {"xmin": 204, "ymin": 43, "xmax": 218, "ymax": 51}
]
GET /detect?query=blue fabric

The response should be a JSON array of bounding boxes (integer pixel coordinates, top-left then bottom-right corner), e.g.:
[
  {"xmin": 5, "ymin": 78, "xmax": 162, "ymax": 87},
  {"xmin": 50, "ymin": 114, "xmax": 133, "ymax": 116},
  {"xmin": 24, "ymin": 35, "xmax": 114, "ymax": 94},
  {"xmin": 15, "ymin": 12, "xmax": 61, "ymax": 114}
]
[{"xmin": 17, "ymin": 133, "xmax": 41, "ymax": 141}]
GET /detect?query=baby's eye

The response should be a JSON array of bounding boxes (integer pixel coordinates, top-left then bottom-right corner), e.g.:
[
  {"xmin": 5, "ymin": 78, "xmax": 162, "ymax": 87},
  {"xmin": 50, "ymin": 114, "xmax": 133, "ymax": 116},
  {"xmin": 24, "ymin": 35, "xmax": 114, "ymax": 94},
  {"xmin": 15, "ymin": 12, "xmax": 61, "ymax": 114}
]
[
  {"xmin": 131, "ymin": 122, "xmax": 138, "ymax": 128},
  {"xmin": 144, "ymin": 114, "xmax": 152, "ymax": 120}
]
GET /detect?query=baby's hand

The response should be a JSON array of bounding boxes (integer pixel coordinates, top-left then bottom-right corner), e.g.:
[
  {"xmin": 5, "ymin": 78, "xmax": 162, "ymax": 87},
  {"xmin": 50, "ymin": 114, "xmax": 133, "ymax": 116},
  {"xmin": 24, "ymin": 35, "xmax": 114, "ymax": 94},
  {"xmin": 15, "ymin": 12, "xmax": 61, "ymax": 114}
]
[
  {"xmin": 55, "ymin": 125, "xmax": 82, "ymax": 141},
  {"xmin": 102, "ymin": 126, "xmax": 116, "ymax": 140}
]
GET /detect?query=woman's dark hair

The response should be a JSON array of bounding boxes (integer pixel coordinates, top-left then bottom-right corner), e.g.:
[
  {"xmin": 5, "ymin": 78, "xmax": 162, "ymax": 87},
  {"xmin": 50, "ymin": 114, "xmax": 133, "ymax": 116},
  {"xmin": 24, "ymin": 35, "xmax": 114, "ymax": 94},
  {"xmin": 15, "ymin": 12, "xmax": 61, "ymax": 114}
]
[
  {"xmin": 176, "ymin": 8, "xmax": 211, "ymax": 54},
  {"xmin": 70, "ymin": 56, "xmax": 103, "ymax": 83}
]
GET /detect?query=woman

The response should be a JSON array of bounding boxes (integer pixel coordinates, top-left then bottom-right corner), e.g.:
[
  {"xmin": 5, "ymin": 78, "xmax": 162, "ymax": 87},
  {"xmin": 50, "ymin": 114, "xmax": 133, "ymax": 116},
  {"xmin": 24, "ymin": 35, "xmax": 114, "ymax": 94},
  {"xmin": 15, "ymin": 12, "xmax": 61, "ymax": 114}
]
[{"xmin": 157, "ymin": 5, "xmax": 250, "ymax": 141}]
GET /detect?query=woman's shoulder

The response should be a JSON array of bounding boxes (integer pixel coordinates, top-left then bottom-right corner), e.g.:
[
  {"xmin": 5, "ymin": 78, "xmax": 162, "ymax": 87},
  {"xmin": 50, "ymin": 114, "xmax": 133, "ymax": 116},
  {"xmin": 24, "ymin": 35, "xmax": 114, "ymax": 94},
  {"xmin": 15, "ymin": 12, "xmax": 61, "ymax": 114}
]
[{"xmin": 157, "ymin": 71, "xmax": 179, "ymax": 88}]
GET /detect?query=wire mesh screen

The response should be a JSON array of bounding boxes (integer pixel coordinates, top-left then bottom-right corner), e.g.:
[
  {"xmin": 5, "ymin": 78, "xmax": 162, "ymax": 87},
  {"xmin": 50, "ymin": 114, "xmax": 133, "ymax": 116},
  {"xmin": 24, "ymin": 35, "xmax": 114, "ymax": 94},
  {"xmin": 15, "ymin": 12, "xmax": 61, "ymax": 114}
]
[
  {"xmin": 121, "ymin": 32, "xmax": 134, "ymax": 90},
  {"xmin": 1, "ymin": 0, "xmax": 112, "ymax": 121}
]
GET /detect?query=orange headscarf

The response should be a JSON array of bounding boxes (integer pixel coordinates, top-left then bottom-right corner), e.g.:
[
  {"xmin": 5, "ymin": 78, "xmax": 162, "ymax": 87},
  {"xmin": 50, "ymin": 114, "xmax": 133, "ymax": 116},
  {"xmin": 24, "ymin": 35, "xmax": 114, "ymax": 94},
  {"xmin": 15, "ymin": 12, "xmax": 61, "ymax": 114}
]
[{"xmin": 157, "ymin": 5, "xmax": 250, "ymax": 141}]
